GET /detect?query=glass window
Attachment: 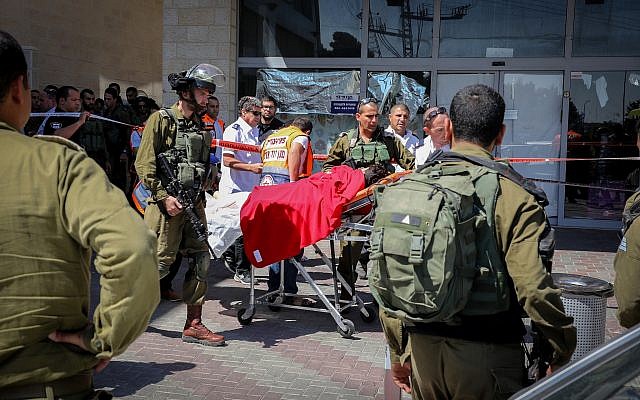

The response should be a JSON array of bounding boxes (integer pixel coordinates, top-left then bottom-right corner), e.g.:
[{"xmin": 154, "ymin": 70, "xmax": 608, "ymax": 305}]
[
  {"xmin": 439, "ymin": 0, "xmax": 566, "ymax": 58},
  {"xmin": 573, "ymin": 0, "xmax": 640, "ymax": 57},
  {"xmin": 239, "ymin": 0, "xmax": 362, "ymax": 57},
  {"xmin": 254, "ymin": 68, "xmax": 362, "ymax": 170},
  {"xmin": 565, "ymin": 71, "xmax": 638, "ymax": 220},
  {"xmin": 367, "ymin": 0, "xmax": 433, "ymax": 58},
  {"xmin": 367, "ymin": 71, "xmax": 431, "ymax": 135}
]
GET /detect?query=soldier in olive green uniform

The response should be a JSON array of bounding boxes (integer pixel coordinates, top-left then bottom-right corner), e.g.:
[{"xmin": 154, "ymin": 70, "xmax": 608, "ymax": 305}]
[
  {"xmin": 614, "ymin": 191, "xmax": 640, "ymax": 328},
  {"xmin": 379, "ymin": 85, "xmax": 576, "ymax": 400},
  {"xmin": 135, "ymin": 64, "xmax": 226, "ymax": 346},
  {"xmin": 0, "ymin": 30, "xmax": 159, "ymax": 399},
  {"xmin": 322, "ymin": 98, "xmax": 415, "ymax": 301}
]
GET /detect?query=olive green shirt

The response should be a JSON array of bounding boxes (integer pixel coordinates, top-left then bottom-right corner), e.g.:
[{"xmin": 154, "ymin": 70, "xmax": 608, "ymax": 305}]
[
  {"xmin": 322, "ymin": 127, "xmax": 415, "ymax": 172},
  {"xmin": 134, "ymin": 103, "xmax": 202, "ymax": 202},
  {"xmin": 380, "ymin": 143, "xmax": 576, "ymax": 367},
  {"xmin": 614, "ymin": 192, "xmax": 640, "ymax": 328},
  {"xmin": 0, "ymin": 123, "xmax": 160, "ymax": 387}
]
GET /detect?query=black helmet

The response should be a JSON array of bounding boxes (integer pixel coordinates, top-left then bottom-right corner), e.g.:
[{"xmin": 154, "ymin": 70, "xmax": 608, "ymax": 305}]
[{"xmin": 168, "ymin": 63, "xmax": 225, "ymax": 93}]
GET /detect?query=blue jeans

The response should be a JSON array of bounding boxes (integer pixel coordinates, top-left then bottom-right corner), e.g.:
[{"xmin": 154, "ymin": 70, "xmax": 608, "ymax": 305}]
[
  {"xmin": 261, "ymin": 171, "xmax": 301, "ymax": 293},
  {"xmin": 267, "ymin": 255, "xmax": 301, "ymax": 294}
]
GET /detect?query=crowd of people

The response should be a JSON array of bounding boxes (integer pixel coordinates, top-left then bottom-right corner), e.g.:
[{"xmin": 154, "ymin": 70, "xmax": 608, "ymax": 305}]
[{"xmin": 3, "ymin": 28, "xmax": 640, "ymax": 400}]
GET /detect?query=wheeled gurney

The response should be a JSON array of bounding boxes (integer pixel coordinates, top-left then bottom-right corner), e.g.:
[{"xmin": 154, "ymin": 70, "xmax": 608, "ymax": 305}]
[{"xmin": 235, "ymin": 171, "xmax": 411, "ymax": 338}]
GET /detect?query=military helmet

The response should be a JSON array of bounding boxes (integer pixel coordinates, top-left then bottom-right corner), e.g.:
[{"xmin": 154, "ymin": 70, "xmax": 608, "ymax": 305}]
[{"xmin": 168, "ymin": 63, "xmax": 225, "ymax": 93}]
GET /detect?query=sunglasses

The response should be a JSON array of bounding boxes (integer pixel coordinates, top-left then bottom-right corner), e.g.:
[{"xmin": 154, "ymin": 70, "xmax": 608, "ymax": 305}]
[
  {"xmin": 425, "ymin": 106, "xmax": 447, "ymax": 122},
  {"xmin": 249, "ymin": 110, "xmax": 261, "ymax": 116},
  {"xmin": 359, "ymin": 97, "xmax": 378, "ymax": 105}
]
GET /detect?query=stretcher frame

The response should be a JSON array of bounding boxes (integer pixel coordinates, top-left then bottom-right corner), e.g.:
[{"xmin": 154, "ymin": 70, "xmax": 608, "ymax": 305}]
[
  {"xmin": 235, "ymin": 190, "xmax": 378, "ymax": 338},
  {"xmin": 235, "ymin": 171, "xmax": 412, "ymax": 337}
]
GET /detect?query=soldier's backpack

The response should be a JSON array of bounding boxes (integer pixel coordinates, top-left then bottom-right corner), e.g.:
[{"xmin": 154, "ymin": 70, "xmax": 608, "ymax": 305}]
[
  {"xmin": 368, "ymin": 151, "xmax": 552, "ymax": 324},
  {"xmin": 621, "ymin": 191, "xmax": 640, "ymax": 238}
]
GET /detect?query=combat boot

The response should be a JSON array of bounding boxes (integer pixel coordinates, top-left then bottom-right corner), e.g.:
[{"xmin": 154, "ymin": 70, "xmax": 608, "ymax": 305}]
[{"xmin": 182, "ymin": 304, "xmax": 225, "ymax": 346}]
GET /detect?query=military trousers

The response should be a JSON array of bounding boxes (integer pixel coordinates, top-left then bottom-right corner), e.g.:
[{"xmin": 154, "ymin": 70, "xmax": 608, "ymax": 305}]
[
  {"xmin": 409, "ymin": 333, "xmax": 525, "ymax": 400},
  {"xmin": 144, "ymin": 202, "xmax": 210, "ymax": 305},
  {"xmin": 337, "ymin": 232, "xmax": 364, "ymax": 298}
]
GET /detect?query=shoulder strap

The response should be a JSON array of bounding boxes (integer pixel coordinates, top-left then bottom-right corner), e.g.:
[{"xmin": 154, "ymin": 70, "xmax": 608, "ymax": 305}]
[{"xmin": 426, "ymin": 150, "xmax": 549, "ymax": 207}]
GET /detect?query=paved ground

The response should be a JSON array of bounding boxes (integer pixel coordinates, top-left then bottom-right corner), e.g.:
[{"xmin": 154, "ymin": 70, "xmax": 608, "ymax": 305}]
[{"xmin": 92, "ymin": 228, "xmax": 624, "ymax": 399}]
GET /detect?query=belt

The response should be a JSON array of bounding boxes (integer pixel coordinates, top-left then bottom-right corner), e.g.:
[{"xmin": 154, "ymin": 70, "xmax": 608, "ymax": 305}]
[{"xmin": 1, "ymin": 372, "xmax": 93, "ymax": 400}]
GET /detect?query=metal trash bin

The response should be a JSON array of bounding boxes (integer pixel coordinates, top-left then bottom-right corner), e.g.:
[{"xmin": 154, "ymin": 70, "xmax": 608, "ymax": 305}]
[{"xmin": 552, "ymin": 273, "xmax": 614, "ymax": 362}]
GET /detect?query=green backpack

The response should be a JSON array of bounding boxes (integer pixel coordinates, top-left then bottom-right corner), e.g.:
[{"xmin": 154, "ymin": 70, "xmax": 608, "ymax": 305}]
[
  {"xmin": 368, "ymin": 151, "xmax": 553, "ymax": 324},
  {"xmin": 368, "ymin": 160, "xmax": 492, "ymax": 324}
]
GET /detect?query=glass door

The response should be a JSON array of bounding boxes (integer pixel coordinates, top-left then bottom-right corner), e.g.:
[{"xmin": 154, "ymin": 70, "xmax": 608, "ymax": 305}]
[{"xmin": 437, "ymin": 72, "xmax": 564, "ymax": 218}]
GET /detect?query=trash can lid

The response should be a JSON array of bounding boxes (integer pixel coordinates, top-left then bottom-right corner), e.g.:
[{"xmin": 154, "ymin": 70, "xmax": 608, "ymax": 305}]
[{"xmin": 551, "ymin": 273, "xmax": 614, "ymax": 297}]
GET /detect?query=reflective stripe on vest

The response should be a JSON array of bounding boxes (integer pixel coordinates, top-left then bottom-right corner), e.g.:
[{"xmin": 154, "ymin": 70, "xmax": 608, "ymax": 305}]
[{"xmin": 261, "ymin": 126, "xmax": 312, "ymax": 178}]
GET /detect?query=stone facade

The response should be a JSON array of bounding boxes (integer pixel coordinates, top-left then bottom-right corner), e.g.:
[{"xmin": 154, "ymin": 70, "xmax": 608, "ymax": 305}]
[
  {"xmin": 1, "ymin": 0, "xmax": 164, "ymax": 102},
  {"xmin": 163, "ymin": 0, "xmax": 236, "ymax": 122}
]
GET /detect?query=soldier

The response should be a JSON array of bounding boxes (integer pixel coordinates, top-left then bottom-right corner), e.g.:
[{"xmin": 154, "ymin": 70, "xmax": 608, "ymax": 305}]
[
  {"xmin": 0, "ymin": 30, "xmax": 159, "ymax": 398},
  {"xmin": 614, "ymin": 190, "xmax": 640, "ymax": 328},
  {"xmin": 379, "ymin": 85, "xmax": 576, "ymax": 399},
  {"xmin": 322, "ymin": 97, "xmax": 415, "ymax": 302},
  {"xmin": 135, "ymin": 63, "xmax": 226, "ymax": 346}
]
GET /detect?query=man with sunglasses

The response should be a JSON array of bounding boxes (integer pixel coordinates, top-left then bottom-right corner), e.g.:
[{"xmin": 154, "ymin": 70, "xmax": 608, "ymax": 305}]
[
  {"xmin": 219, "ymin": 96, "xmax": 264, "ymax": 285},
  {"xmin": 323, "ymin": 97, "xmax": 415, "ymax": 302},
  {"xmin": 415, "ymin": 106, "xmax": 452, "ymax": 166}
]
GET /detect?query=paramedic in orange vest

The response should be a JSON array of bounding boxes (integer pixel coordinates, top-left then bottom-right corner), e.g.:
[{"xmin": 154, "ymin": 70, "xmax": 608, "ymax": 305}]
[
  {"xmin": 259, "ymin": 117, "xmax": 314, "ymax": 300},
  {"xmin": 202, "ymin": 95, "xmax": 225, "ymax": 165}
]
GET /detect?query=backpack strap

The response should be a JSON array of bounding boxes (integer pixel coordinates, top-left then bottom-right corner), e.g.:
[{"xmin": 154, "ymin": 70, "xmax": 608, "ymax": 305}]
[
  {"xmin": 622, "ymin": 192, "xmax": 640, "ymax": 236},
  {"xmin": 426, "ymin": 150, "xmax": 549, "ymax": 207}
]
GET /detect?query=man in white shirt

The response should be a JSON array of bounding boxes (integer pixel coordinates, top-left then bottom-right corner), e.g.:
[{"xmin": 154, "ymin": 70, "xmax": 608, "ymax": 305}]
[
  {"xmin": 415, "ymin": 106, "xmax": 452, "ymax": 167},
  {"xmin": 385, "ymin": 103, "xmax": 421, "ymax": 155},
  {"xmin": 219, "ymin": 96, "xmax": 263, "ymax": 285},
  {"xmin": 218, "ymin": 96, "xmax": 263, "ymax": 195}
]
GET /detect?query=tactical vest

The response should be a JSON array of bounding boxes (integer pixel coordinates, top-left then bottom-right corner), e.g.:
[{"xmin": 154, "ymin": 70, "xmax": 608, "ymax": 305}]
[
  {"xmin": 75, "ymin": 120, "xmax": 106, "ymax": 153},
  {"xmin": 345, "ymin": 129, "xmax": 392, "ymax": 169},
  {"xmin": 157, "ymin": 108, "xmax": 211, "ymax": 194},
  {"xmin": 261, "ymin": 126, "xmax": 313, "ymax": 179}
]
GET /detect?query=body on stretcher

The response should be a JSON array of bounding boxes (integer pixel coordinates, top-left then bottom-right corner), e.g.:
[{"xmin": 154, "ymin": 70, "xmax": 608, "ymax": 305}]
[{"xmin": 236, "ymin": 171, "xmax": 411, "ymax": 338}]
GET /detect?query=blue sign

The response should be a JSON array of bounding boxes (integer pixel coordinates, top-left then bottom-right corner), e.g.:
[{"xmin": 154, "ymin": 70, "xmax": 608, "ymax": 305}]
[{"xmin": 331, "ymin": 100, "xmax": 358, "ymax": 114}]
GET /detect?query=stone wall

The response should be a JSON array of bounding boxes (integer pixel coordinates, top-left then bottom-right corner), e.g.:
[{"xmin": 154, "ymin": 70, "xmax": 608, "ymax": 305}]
[
  {"xmin": 1, "ymin": 0, "xmax": 163, "ymax": 102},
  {"xmin": 163, "ymin": 0, "xmax": 236, "ymax": 121}
]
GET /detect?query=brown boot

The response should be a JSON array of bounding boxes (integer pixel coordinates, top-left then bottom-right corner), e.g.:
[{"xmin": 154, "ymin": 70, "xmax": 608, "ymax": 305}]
[{"xmin": 182, "ymin": 304, "xmax": 225, "ymax": 346}]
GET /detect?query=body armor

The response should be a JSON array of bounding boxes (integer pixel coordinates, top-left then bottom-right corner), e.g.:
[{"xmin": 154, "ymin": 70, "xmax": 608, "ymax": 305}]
[{"xmin": 157, "ymin": 108, "xmax": 211, "ymax": 195}]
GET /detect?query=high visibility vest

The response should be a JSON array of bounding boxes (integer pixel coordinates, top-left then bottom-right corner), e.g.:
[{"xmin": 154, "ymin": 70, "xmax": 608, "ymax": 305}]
[{"xmin": 261, "ymin": 126, "xmax": 313, "ymax": 179}]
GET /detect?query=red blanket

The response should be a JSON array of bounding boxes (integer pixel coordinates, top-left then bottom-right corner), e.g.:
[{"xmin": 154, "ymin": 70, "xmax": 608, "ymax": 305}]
[{"xmin": 240, "ymin": 166, "xmax": 365, "ymax": 267}]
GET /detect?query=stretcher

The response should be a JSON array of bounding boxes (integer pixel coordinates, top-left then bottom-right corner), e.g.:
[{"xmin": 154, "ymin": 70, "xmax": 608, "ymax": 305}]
[{"xmin": 236, "ymin": 171, "xmax": 411, "ymax": 338}]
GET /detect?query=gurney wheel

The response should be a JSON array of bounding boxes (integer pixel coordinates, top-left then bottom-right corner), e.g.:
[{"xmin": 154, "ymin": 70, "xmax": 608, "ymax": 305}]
[
  {"xmin": 237, "ymin": 308, "xmax": 254, "ymax": 325},
  {"xmin": 359, "ymin": 305, "xmax": 376, "ymax": 323},
  {"xmin": 337, "ymin": 319, "xmax": 355, "ymax": 338}
]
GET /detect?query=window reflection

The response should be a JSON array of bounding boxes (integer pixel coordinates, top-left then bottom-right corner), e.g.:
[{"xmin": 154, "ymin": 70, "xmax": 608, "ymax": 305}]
[
  {"xmin": 368, "ymin": 0, "xmax": 433, "ymax": 58},
  {"xmin": 239, "ymin": 0, "xmax": 362, "ymax": 57},
  {"xmin": 439, "ymin": 0, "xmax": 566, "ymax": 57},
  {"xmin": 565, "ymin": 71, "xmax": 640, "ymax": 220},
  {"xmin": 573, "ymin": 0, "xmax": 640, "ymax": 57},
  {"xmin": 367, "ymin": 71, "xmax": 431, "ymax": 134}
]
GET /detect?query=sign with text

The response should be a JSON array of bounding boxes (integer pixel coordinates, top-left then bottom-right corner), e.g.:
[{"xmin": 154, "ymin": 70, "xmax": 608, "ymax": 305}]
[{"xmin": 330, "ymin": 94, "xmax": 359, "ymax": 114}]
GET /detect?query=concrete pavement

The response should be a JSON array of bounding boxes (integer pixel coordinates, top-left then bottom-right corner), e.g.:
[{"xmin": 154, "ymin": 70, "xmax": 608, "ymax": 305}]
[{"xmin": 92, "ymin": 228, "xmax": 624, "ymax": 399}]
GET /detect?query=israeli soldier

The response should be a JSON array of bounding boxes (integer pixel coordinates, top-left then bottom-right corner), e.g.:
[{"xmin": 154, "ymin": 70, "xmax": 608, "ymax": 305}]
[
  {"xmin": 135, "ymin": 64, "xmax": 226, "ymax": 346},
  {"xmin": 378, "ymin": 85, "xmax": 576, "ymax": 399},
  {"xmin": 322, "ymin": 98, "xmax": 415, "ymax": 302},
  {"xmin": 0, "ymin": 30, "xmax": 159, "ymax": 398},
  {"xmin": 614, "ymin": 191, "xmax": 640, "ymax": 328}
]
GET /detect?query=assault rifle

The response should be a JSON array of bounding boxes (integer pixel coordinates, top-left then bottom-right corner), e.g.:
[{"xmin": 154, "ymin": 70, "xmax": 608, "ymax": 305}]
[
  {"xmin": 524, "ymin": 322, "xmax": 555, "ymax": 384},
  {"xmin": 156, "ymin": 153, "xmax": 215, "ymax": 255}
]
